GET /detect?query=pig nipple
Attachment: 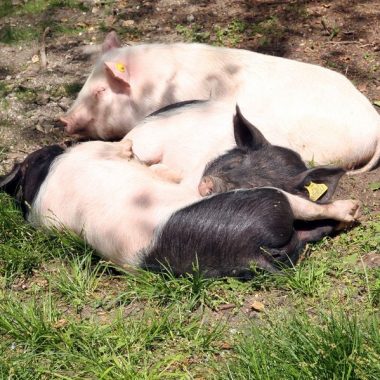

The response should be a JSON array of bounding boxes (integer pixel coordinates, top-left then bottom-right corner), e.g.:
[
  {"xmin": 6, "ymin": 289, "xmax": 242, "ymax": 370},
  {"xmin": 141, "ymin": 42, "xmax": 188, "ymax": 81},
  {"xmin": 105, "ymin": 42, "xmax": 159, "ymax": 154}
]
[{"xmin": 198, "ymin": 176, "xmax": 214, "ymax": 197}]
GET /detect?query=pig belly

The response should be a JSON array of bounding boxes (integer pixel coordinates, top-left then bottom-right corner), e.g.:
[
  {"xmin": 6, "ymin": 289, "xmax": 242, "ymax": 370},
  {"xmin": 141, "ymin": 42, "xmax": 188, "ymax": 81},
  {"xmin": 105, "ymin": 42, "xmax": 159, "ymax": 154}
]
[{"xmin": 31, "ymin": 156, "xmax": 199, "ymax": 267}]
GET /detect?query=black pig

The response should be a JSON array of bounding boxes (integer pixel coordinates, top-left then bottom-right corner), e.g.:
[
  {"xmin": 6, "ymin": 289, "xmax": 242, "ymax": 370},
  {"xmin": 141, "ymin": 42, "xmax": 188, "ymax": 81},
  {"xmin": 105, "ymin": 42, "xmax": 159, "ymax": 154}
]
[{"xmin": 199, "ymin": 106, "xmax": 345, "ymax": 203}]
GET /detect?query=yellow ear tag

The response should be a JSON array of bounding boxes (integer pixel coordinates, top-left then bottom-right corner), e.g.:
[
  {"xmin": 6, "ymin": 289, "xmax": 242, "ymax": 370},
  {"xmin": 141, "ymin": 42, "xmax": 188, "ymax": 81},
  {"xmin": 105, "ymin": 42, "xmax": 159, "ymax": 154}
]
[
  {"xmin": 116, "ymin": 62, "xmax": 125, "ymax": 73},
  {"xmin": 305, "ymin": 182, "xmax": 328, "ymax": 201}
]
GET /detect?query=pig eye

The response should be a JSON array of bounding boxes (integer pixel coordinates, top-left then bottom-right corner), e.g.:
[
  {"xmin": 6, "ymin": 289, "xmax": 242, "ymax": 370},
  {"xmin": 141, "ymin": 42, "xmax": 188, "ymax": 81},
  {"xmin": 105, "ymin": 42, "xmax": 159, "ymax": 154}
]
[{"xmin": 94, "ymin": 87, "xmax": 106, "ymax": 99}]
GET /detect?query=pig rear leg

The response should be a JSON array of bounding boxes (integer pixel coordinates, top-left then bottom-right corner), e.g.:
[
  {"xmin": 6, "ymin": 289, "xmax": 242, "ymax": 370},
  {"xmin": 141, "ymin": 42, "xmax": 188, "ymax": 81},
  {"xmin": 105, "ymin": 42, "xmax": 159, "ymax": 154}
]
[
  {"xmin": 143, "ymin": 188, "xmax": 301, "ymax": 277},
  {"xmin": 281, "ymin": 190, "xmax": 361, "ymax": 223}
]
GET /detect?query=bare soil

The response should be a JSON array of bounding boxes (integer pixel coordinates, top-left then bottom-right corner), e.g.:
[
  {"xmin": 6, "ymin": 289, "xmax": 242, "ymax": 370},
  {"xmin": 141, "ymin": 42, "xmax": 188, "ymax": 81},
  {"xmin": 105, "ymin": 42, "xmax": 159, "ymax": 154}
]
[{"xmin": 0, "ymin": 0, "xmax": 379, "ymax": 216}]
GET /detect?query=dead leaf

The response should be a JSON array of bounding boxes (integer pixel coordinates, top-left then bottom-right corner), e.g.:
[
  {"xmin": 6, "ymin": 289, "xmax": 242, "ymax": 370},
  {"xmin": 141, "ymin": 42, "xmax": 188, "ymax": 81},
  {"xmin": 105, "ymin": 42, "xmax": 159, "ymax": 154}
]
[
  {"xmin": 31, "ymin": 55, "xmax": 39, "ymax": 63},
  {"xmin": 53, "ymin": 319, "xmax": 68, "ymax": 329},
  {"xmin": 373, "ymin": 100, "xmax": 380, "ymax": 107},
  {"xmin": 251, "ymin": 301, "xmax": 265, "ymax": 312}
]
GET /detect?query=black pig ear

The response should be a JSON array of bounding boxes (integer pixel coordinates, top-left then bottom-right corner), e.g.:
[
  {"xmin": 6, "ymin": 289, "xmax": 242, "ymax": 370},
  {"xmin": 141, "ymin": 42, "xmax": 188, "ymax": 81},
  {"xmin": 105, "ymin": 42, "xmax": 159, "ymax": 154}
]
[
  {"xmin": 233, "ymin": 105, "xmax": 270, "ymax": 150},
  {"xmin": 292, "ymin": 166, "xmax": 345, "ymax": 202},
  {"xmin": 0, "ymin": 164, "xmax": 22, "ymax": 196}
]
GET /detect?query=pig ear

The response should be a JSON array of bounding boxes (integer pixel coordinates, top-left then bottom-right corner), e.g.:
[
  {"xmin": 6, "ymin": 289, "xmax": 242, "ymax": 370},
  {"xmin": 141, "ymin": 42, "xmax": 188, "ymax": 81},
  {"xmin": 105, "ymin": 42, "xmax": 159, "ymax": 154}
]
[
  {"xmin": 102, "ymin": 31, "xmax": 121, "ymax": 53},
  {"xmin": 0, "ymin": 164, "xmax": 22, "ymax": 197},
  {"xmin": 104, "ymin": 61, "xmax": 130, "ymax": 88},
  {"xmin": 292, "ymin": 166, "xmax": 346, "ymax": 202},
  {"xmin": 233, "ymin": 105, "xmax": 269, "ymax": 150}
]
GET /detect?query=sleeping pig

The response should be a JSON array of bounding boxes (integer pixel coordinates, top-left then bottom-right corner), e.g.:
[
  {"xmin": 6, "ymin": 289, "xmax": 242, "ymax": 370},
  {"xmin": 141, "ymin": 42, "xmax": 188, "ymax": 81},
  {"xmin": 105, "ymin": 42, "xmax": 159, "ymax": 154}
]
[
  {"xmin": 126, "ymin": 102, "xmax": 347, "ymax": 195},
  {"xmin": 0, "ymin": 140, "xmax": 360, "ymax": 278},
  {"xmin": 60, "ymin": 31, "xmax": 380, "ymax": 173},
  {"xmin": 198, "ymin": 105, "xmax": 344, "ymax": 201}
]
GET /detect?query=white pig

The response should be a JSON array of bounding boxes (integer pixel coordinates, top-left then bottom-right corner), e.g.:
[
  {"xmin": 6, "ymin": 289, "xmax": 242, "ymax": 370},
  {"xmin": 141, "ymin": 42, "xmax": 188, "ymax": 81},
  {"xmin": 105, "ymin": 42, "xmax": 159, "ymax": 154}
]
[{"xmin": 61, "ymin": 32, "xmax": 380, "ymax": 172}]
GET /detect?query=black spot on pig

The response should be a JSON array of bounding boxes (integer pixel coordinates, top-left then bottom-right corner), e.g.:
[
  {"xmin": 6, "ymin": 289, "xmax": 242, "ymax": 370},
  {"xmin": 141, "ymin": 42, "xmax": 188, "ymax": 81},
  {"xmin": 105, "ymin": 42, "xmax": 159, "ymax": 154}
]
[
  {"xmin": 224, "ymin": 64, "xmax": 241, "ymax": 76},
  {"xmin": 205, "ymin": 74, "xmax": 227, "ymax": 97},
  {"xmin": 0, "ymin": 145, "xmax": 65, "ymax": 217},
  {"xmin": 144, "ymin": 188, "xmax": 329, "ymax": 278},
  {"xmin": 199, "ymin": 105, "xmax": 345, "ymax": 202}
]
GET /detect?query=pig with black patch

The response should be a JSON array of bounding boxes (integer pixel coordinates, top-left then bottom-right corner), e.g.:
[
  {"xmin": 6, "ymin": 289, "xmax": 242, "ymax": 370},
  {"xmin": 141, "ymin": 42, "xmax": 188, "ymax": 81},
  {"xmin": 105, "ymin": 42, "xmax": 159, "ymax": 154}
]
[
  {"xmin": 0, "ymin": 139, "xmax": 360, "ymax": 278},
  {"xmin": 198, "ymin": 105, "xmax": 344, "ymax": 202}
]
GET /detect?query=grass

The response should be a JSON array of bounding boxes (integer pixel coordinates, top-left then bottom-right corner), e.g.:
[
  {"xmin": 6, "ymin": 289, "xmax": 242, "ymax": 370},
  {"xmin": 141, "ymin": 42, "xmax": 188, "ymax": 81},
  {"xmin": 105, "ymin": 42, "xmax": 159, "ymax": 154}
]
[
  {"xmin": 223, "ymin": 311, "xmax": 380, "ymax": 379},
  {"xmin": 0, "ymin": 190, "xmax": 379, "ymax": 378},
  {"xmin": 176, "ymin": 17, "xmax": 284, "ymax": 48}
]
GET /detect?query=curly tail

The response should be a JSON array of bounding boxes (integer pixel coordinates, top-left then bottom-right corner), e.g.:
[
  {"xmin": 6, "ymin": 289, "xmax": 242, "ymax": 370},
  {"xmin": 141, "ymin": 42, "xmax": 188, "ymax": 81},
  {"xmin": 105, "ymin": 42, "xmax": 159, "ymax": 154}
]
[{"xmin": 348, "ymin": 127, "xmax": 380, "ymax": 174}]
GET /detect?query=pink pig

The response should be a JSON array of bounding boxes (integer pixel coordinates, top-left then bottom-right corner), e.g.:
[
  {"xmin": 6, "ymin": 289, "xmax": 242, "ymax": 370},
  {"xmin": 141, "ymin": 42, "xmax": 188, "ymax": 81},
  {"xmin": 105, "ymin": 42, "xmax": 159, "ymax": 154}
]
[{"xmin": 61, "ymin": 32, "xmax": 380, "ymax": 172}]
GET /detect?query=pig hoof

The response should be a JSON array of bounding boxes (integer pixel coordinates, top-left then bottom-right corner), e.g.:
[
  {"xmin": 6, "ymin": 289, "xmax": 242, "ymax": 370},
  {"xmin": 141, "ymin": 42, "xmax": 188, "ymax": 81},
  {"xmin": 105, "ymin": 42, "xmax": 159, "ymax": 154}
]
[
  {"xmin": 198, "ymin": 176, "xmax": 214, "ymax": 197},
  {"xmin": 334, "ymin": 200, "xmax": 361, "ymax": 222}
]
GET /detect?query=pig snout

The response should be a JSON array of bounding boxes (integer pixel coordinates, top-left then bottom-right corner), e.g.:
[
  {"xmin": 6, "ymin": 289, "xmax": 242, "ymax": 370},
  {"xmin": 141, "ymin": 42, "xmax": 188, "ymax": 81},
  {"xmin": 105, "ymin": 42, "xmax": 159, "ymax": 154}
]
[
  {"xmin": 58, "ymin": 116, "xmax": 72, "ymax": 133},
  {"xmin": 198, "ymin": 175, "xmax": 227, "ymax": 196},
  {"xmin": 59, "ymin": 113, "xmax": 94, "ymax": 137},
  {"xmin": 198, "ymin": 176, "xmax": 214, "ymax": 196}
]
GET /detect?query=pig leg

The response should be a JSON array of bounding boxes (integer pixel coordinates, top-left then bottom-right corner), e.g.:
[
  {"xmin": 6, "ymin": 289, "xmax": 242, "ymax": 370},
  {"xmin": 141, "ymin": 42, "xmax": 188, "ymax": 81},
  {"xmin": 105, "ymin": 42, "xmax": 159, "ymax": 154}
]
[
  {"xmin": 281, "ymin": 190, "xmax": 360, "ymax": 223},
  {"xmin": 149, "ymin": 164, "xmax": 183, "ymax": 183},
  {"xmin": 144, "ymin": 188, "xmax": 302, "ymax": 277}
]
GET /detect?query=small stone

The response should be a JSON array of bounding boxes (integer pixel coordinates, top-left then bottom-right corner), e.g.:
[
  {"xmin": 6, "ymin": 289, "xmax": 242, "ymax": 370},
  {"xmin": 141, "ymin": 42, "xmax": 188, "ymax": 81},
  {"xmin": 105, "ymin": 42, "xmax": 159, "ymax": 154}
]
[
  {"xmin": 122, "ymin": 19, "xmax": 135, "ymax": 27},
  {"xmin": 58, "ymin": 97, "xmax": 71, "ymax": 111},
  {"xmin": 250, "ymin": 301, "xmax": 265, "ymax": 312},
  {"xmin": 36, "ymin": 93, "xmax": 50, "ymax": 105},
  {"xmin": 187, "ymin": 14, "xmax": 195, "ymax": 23}
]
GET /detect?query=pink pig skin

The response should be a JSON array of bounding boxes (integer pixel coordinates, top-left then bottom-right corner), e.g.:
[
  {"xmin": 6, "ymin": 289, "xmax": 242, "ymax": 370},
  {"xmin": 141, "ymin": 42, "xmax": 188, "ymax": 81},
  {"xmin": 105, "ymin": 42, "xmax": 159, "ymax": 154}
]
[{"xmin": 61, "ymin": 32, "xmax": 380, "ymax": 173}]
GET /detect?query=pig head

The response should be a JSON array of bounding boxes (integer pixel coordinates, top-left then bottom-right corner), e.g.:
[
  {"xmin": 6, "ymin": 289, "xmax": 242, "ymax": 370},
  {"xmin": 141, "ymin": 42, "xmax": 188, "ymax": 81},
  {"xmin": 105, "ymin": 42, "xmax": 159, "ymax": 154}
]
[
  {"xmin": 0, "ymin": 145, "xmax": 65, "ymax": 218},
  {"xmin": 60, "ymin": 32, "xmax": 136, "ymax": 140},
  {"xmin": 199, "ymin": 106, "xmax": 345, "ymax": 202}
]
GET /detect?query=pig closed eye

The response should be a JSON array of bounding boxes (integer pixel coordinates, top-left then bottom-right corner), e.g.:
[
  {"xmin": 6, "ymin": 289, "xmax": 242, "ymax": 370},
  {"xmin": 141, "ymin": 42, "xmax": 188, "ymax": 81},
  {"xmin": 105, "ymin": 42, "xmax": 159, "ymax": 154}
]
[{"xmin": 94, "ymin": 87, "xmax": 106, "ymax": 99}]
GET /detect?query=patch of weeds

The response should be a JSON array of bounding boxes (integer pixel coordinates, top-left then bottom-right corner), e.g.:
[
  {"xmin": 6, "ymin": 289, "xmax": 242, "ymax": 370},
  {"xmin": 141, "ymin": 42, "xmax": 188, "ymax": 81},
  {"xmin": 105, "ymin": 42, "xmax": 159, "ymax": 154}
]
[
  {"xmin": 7, "ymin": 0, "xmax": 89, "ymax": 16},
  {"xmin": 0, "ymin": 24, "xmax": 41, "ymax": 44},
  {"xmin": 49, "ymin": 0, "xmax": 89, "ymax": 11},
  {"xmin": 321, "ymin": 19, "xmax": 340, "ymax": 40},
  {"xmin": 115, "ymin": 265, "xmax": 215, "ymax": 311},
  {"xmin": 112, "ymin": 24, "xmax": 144, "ymax": 39},
  {"xmin": 176, "ymin": 20, "xmax": 248, "ymax": 47},
  {"xmin": 223, "ymin": 310, "xmax": 380, "ymax": 379},
  {"xmin": 50, "ymin": 253, "xmax": 107, "ymax": 311},
  {"xmin": 251, "ymin": 16, "xmax": 284, "ymax": 48},
  {"xmin": 14, "ymin": 86, "xmax": 37, "ymax": 104},
  {"xmin": 214, "ymin": 20, "xmax": 248, "ymax": 46},
  {"xmin": 273, "ymin": 257, "xmax": 330, "ymax": 297},
  {"xmin": 369, "ymin": 271, "xmax": 380, "ymax": 306},
  {"xmin": 64, "ymin": 82, "xmax": 83, "ymax": 97},
  {"xmin": 176, "ymin": 24, "xmax": 211, "ymax": 43},
  {"xmin": 0, "ymin": 194, "xmax": 52, "ymax": 282},
  {"xmin": 0, "ymin": 146, "xmax": 9, "ymax": 161},
  {"xmin": 0, "ymin": 291, "xmax": 224, "ymax": 378},
  {"xmin": 0, "ymin": 0, "xmax": 13, "ymax": 18},
  {"xmin": 50, "ymin": 82, "xmax": 83, "ymax": 98},
  {"xmin": 0, "ymin": 82, "xmax": 12, "ymax": 98},
  {"xmin": 337, "ymin": 219, "xmax": 380, "ymax": 254}
]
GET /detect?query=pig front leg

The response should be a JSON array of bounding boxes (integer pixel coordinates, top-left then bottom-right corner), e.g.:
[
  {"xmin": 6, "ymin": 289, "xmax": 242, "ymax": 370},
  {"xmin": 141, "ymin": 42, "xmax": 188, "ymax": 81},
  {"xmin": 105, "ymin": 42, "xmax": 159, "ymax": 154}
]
[
  {"xmin": 121, "ymin": 138, "xmax": 183, "ymax": 183},
  {"xmin": 281, "ymin": 190, "xmax": 361, "ymax": 223},
  {"xmin": 119, "ymin": 139, "xmax": 134, "ymax": 160}
]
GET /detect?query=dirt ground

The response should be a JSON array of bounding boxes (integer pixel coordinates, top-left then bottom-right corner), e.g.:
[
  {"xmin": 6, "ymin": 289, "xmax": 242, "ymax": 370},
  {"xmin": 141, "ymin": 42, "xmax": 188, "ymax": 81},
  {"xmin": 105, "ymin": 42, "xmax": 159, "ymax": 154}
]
[{"xmin": 0, "ymin": 0, "xmax": 379, "ymax": 216}]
